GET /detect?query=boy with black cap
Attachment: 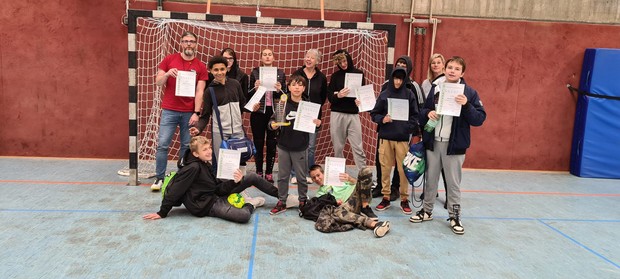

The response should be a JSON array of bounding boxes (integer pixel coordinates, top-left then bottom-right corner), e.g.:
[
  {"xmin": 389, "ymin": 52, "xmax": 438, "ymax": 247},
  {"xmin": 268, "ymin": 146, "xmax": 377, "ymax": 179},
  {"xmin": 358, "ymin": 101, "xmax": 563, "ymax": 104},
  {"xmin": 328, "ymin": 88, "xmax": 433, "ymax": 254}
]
[{"xmin": 370, "ymin": 67, "xmax": 420, "ymax": 215}]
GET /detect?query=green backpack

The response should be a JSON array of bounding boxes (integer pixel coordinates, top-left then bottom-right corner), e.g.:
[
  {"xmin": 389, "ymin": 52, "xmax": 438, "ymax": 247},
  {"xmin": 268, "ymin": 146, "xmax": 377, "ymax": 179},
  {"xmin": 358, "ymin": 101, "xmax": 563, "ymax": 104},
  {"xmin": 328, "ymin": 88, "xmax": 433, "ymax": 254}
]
[{"xmin": 161, "ymin": 171, "xmax": 177, "ymax": 199}]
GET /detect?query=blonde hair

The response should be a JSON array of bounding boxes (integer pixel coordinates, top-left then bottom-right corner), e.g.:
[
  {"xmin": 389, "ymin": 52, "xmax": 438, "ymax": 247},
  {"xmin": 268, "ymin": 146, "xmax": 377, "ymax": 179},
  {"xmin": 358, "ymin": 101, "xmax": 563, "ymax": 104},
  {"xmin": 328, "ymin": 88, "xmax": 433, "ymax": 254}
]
[
  {"xmin": 190, "ymin": 136, "xmax": 211, "ymax": 152},
  {"xmin": 332, "ymin": 52, "xmax": 347, "ymax": 64},
  {"xmin": 426, "ymin": 53, "xmax": 446, "ymax": 82}
]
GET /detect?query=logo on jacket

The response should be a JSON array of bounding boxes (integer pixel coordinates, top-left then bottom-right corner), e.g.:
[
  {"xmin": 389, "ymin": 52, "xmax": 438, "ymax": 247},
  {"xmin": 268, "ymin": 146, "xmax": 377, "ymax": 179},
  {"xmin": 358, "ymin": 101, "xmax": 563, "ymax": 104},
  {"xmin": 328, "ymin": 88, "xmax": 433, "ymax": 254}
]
[{"xmin": 285, "ymin": 111, "xmax": 297, "ymax": 121}]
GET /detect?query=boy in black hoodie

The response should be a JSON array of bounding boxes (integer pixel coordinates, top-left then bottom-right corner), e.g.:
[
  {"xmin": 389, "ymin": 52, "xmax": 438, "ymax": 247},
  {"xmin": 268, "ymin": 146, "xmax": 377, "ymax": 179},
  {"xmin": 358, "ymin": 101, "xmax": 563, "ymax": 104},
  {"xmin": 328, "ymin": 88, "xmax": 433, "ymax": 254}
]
[
  {"xmin": 370, "ymin": 67, "xmax": 419, "ymax": 215},
  {"xmin": 142, "ymin": 136, "xmax": 279, "ymax": 223},
  {"xmin": 373, "ymin": 55, "xmax": 423, "ymax": 200},
  {"xmin": 327, "ymin": 49, "xmax": 367, "ymax": 172}
]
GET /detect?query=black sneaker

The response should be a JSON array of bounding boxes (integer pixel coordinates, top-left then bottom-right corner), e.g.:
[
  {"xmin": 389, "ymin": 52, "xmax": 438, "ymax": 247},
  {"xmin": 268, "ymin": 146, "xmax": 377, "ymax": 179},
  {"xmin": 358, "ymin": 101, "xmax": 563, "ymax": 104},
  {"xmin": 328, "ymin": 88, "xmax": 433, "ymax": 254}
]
[
  {"xmin": 373, "ymin": 221, "xmax": 390, "ymax": 238},
  {"xmin": 371, "ymin": 188, "xmax": 383, "ymax": 198},
  {"xmin": 400, "ymin": 200, "xmax": 413, "ymax": 215},
  {"xmin": 375, "ymin": 198, "xmax": 391, "ymax": 211},
  {"xmin": 448, "ymin": 217, "xmax": 465, "ymax": 235},
  {"xmin": 409, "ymin": 209, "xmax": 433, "ymax": 223},
  {"xmin": 360, "ymin": 206, "xmax": 378, "ymax": 220},
  {"xmin": 389, "ymin": 190, "xmax": 399, "ymax": 201},
  {"xmin": 270, "ymin": 200, "xmax": 287, "ymax": 215},
  {"xmin": 298, "ymin": 200, "xmax": 306, "ymax": 213}
]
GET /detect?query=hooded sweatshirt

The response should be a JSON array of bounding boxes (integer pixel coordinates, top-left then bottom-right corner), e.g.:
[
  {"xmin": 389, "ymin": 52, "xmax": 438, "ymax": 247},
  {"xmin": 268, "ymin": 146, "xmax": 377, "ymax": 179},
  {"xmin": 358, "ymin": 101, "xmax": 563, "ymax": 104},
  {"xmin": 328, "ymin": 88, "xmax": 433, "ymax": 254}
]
[
  {"xmin": 327, "ymin": 49, "xmax": 364, "ymax": 114},
  {"xmin": 196, "ymin": 78, "xmax": 246, "ymax": 135},
  {"xmin": 157, "ymin": 149, "xmax": 238, "ymax": 218},
  {"xmin": 293, "ymin": 66, "xmax": 328, "ymax": 119},
  {"xmin": 381, "ymin": 55, "xmax": 423, "ymax": 107},
  {"xmin": 370, "ymin": 67, "xmax": 420, "ymax": 141}
]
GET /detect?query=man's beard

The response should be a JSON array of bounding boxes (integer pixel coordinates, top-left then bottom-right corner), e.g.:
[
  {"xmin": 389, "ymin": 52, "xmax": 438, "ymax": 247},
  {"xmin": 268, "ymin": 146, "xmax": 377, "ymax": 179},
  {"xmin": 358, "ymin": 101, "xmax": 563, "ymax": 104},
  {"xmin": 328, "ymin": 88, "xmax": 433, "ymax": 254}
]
[{"xmin": 184, "ymin": 48, "xmax": 195, "ymax": 57}]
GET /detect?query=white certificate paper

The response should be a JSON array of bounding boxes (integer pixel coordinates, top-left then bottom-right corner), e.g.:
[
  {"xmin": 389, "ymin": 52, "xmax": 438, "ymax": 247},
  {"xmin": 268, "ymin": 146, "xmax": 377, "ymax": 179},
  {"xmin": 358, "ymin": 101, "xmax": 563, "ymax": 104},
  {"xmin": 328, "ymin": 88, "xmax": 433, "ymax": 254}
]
[
  {"xmin": 293, "ymin": 101, "xmax": 321, "ymax": 134},
  {"xmin": 244, "ymin": 86, "xmax": 267, "ymax": 111},
  {"xmin": 324, "ymin": 157, "xmax": 346, "ymax": 187},
  {"xmin": 216, "ymin": 149, "xmax": 241, "ymax": 180},
  {"xmin": 175, "ymin": 70, "xmax": 197, "ymax": 97},
  {"xmin": 355, "ymin": 84, "xmax": 376, "ymax": 112},
  {"xmin": 344, "ymin": 73, "xmax": 363, "ymax": 98},
  {"xmin": 387, "ymin": 98, "xmax": 409, "ymax": 121},
  {"xmin": 259, "ymin": 67, "xmax": 278, "ymax": 91},
  {"xmin": 436, "ymin": 83, "xmax": 464, "ymax": 116}
]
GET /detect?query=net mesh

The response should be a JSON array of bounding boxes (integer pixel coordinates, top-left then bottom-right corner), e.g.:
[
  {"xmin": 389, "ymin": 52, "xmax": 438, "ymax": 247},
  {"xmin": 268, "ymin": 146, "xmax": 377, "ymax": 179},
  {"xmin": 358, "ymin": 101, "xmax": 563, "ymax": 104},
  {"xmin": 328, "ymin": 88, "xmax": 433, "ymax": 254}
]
[{"xmin": 120, "ymin": 17, "xmax": 388, "ymax": 177}]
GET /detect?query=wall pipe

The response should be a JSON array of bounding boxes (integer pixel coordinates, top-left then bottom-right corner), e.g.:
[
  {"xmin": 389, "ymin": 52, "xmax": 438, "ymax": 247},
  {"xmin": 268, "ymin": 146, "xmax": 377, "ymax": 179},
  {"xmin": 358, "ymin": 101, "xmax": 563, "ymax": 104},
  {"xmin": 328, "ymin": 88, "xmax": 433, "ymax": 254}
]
[
  {"xmin": 366, "ymin": 0, "xmax": 372, "ymax": 22},
  {"xmin": 406, "ymin": 0, "xmax": 416, "ymax": 57}
]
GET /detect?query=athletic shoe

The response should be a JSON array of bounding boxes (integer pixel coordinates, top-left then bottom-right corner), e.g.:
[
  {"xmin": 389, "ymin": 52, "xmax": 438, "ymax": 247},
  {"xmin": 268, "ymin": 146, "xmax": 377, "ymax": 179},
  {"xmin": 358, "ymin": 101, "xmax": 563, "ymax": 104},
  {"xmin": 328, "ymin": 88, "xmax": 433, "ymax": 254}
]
[
  {"xmin": 256, "ymin": 171, "xmax": 264, "ymax": 178},
  {"xmin": 448, "ymin": 217, "xmax": 465, "ymax": 235},
  {"xmin": 270, "ymin": 200, "xmax": 287, "ymax": 215},
  {"xmin": 285, "ymin": 195, "xmax": 300, "ymax": 208},
  {"xmin": 247, "ymin": 196, "xmax": 265, "ymax": 209},
  {"xmin": 400, "ymin": 200, "xmax": 413, "ymax": 215},
  {"xmin": 375, "ymin": 198, "xmax": 391, "ymax": 211},
  {"xmin": 360, "ymin": 206, "xmax": 378, "ymax": 221},
  {"xmin": 240, "ymin": 190, "xmax": 251, "ymax": 201},
  {"xmin": 298, "ymin": 200, "xmax": 306, "ymax": 212},
  {"xmin": 389, "ymin": 191, "xmax": 399, "ymax": 201},
  {"xmin": 306, "ymin": 177, "xmax": 313, "ymax": 184},
  {"xmin": 290, "ymin": 177, "xmax": 297, "ymax": 184},
  {"xmin": 373, "ymin": 221, "xmax": 391, "ymax": 238},
  {"xmin": 371, "ymin": 188, "xmax": 383, "ymax": 198},
  {"xmin": 150, "ymin": 179, "xmax": 163, "ymax": 191},
  {"xmin": 265, "ymin": 174, "xmax": 274, "ymax": 183},
  {"xmin": 409, "ymin": 209, "xmax": 433, "ymax": 223}
]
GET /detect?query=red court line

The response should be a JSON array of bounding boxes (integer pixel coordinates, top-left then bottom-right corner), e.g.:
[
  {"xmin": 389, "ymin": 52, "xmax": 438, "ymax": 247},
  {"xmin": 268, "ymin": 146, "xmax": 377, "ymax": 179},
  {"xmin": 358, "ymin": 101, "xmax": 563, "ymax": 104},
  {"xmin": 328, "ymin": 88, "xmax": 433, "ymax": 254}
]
[
  {"xmin": 0, "ymin": 179, "xmax": 322, "ymax": 189},
  {"xmin": 1, "ymin": 180, "xmax": 617, "ymax": 196}
]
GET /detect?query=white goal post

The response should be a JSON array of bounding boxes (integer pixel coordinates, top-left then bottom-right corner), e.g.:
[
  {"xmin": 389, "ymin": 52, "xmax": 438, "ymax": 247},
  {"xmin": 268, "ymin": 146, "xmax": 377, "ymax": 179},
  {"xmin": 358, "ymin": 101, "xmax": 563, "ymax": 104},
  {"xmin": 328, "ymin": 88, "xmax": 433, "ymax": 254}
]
[{"xmin": 124, "ymin": 9, "xmax": 396, "ymax": 185}]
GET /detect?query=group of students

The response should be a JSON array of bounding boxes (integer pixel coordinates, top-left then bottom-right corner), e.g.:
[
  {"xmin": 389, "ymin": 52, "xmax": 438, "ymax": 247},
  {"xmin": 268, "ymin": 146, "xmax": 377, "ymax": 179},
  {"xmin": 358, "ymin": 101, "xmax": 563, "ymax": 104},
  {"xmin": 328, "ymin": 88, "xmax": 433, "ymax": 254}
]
[{"xmin": 143, "ymin": 31, "xmax": 486, "ymax": 236}]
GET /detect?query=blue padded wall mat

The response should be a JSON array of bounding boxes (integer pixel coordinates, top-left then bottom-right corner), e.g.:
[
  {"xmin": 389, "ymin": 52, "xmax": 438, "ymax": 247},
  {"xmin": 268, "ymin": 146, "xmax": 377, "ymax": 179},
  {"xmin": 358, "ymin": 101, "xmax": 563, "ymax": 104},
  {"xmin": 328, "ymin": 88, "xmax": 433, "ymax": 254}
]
[{"xmin": 570, "ymin": 48, "xmax": 620, "ymax": 178}]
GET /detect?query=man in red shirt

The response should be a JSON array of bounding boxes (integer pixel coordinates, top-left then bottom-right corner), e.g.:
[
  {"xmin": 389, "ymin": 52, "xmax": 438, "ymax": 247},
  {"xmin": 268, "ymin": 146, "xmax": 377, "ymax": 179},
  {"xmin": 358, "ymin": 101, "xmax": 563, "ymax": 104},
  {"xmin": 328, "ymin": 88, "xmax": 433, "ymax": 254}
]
[{"xmin": 151, "ymin": 31, "xmax": 209, "ymax": 191}]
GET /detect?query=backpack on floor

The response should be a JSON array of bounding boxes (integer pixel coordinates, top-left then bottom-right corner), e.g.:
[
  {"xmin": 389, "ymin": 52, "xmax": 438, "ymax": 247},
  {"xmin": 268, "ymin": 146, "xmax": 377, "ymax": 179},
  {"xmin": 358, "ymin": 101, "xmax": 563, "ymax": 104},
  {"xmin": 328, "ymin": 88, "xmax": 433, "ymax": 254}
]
[{"xmin": 298, "ymin": 194, "xmax": 338, "ymax": 222}]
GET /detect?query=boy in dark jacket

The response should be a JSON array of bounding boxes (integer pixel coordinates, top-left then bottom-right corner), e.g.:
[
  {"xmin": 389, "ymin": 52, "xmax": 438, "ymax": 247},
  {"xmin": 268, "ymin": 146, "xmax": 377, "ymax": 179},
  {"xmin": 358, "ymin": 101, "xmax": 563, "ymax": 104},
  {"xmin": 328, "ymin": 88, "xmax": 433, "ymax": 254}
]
[
  {"xmin": 142, "ymin": 136, "xmax": 279, "ymax": 223},
  {"xmin": 370, "ymin": 67, "xmax": 420, "ymax": 215},
  {"xmin": 268, "ymin": 74, "xmax": 321, "ymax": 215},
  {"xmin": 374, "ymin": 55, "xmax": 423, "ymax": 200},
  {"xmin": 409, "ymin": 56, "xmax": 486, "ymax": 235}
]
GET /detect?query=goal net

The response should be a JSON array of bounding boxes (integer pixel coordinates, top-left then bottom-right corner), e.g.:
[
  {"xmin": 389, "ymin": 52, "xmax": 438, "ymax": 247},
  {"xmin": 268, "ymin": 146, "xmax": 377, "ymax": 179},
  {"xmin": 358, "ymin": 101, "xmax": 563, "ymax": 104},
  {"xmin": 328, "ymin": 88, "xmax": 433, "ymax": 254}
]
[{"xmin": 122, "ymin": 12, "xmax": 393, "ymax": 181}]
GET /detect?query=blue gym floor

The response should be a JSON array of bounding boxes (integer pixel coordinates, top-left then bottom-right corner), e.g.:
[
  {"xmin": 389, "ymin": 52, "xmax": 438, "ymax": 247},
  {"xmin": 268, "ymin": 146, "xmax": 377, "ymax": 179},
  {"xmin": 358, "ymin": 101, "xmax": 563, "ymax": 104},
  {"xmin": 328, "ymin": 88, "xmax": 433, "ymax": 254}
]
[{"xmin": 0, "ymin": 157, "xmax": 618, "ymax": 278}]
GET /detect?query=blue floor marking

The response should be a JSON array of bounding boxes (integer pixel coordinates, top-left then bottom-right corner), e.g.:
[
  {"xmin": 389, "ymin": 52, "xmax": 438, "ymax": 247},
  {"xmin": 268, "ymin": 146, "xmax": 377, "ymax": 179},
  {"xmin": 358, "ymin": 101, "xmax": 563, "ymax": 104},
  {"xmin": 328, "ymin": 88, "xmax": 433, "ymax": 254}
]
[
  {"xmin": 248, "ymin": 213, "xmax": 259, "ymax": 279},
  {"xmin": 538, "ymin": 219, "xmax": 619, "ymax": 269}
]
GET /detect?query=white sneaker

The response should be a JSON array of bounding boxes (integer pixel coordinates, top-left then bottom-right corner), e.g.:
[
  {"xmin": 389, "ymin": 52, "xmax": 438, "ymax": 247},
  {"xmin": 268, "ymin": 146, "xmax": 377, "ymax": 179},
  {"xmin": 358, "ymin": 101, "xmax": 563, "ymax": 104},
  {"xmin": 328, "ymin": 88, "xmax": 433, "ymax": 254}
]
[
  {"xmin": 150, "ymin": 179, "xmax": 163, "ymax": 191},
  {"xmin": 247, "ymin": 196, "xmax": 265, "ymax": 208},
  {"xmin": 306, "ymin": 177, "xmax": 313, "ymax": 184},
  {"xmin": 285, "ymin": 195, "xmax": 300, "ymax": 208},
  {"xmin": 290, "ymin": 177, "xmax": 297, "ymax": 184},
  {"xmin": 240, "ymin": 190, "xmax": 252, "ymax": 200},
  {"xmin": 373, "ymin": 221, "xmax": 391, "ymax": 238}
]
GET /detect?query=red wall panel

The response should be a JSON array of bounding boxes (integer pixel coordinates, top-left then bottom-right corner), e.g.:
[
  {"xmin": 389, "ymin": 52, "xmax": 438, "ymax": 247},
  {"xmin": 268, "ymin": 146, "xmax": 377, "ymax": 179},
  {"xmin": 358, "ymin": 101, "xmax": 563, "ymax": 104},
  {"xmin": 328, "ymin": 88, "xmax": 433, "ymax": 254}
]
[{"xmin": 2, "ymin": 1, "xmax": 619, "ymax": 171}]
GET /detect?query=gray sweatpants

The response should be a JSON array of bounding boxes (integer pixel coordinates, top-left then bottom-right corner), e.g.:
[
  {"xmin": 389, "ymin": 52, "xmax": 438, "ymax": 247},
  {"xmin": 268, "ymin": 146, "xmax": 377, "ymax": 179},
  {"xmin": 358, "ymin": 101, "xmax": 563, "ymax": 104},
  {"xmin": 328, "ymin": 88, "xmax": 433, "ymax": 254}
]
[
  {"xmin": 423, "ymin": 140, "xmax": 465, "ymax": 218},
  {"xmin": 276, "ymin": 147, "xmax": 308, "ymax": 202},
  {"xmin": 329, "ymin": 112, "xmax": 367, "ymax": 171}
]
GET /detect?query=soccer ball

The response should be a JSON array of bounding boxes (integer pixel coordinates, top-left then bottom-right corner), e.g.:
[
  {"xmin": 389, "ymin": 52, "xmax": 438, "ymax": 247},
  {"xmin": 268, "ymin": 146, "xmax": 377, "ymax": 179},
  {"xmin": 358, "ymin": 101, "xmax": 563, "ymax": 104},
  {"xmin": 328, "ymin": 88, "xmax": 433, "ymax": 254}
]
[{"xmin": 227, "ymin": 193, "xmax": 245, "ymax": 209}]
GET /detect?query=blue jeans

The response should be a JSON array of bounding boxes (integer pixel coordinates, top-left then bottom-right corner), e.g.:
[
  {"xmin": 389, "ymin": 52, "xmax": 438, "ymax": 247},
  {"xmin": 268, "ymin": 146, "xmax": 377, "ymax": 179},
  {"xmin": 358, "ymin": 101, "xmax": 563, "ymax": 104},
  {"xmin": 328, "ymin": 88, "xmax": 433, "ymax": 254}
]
[{"xmin": 155, "ymin": 109, "xmax": 192, "ymax": 179}]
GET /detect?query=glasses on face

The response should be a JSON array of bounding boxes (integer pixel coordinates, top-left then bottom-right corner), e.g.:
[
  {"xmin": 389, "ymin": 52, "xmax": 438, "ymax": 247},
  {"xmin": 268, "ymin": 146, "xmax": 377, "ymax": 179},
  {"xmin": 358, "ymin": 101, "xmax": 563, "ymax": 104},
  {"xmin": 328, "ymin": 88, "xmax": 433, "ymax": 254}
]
[{"xmin": 181, "ymin": 40, "xmax": 197, "ymax": 45}]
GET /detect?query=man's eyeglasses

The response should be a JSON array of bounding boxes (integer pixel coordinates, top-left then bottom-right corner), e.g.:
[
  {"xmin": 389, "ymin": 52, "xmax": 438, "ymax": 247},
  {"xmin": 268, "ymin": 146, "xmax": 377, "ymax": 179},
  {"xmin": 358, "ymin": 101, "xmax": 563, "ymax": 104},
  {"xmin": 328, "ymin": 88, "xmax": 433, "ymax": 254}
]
[{"xmin": 181, "ymin": 40, "xmax": 197, "ymax": 45}]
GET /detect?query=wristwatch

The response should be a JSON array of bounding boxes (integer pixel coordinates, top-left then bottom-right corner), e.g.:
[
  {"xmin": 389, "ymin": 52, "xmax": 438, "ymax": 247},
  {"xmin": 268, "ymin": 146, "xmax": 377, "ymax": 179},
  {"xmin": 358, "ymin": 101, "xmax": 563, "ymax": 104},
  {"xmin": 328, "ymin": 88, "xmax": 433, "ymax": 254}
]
[{"xmin": 194, "ymin": 111, "xmax": 201, "ymax": 116}]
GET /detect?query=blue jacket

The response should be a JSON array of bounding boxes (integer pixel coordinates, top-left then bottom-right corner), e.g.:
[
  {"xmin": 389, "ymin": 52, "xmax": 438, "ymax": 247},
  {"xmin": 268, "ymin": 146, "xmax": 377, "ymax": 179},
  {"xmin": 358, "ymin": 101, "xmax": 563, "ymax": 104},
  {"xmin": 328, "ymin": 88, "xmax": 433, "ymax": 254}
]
[
  {"xmin": 371, "ymin": 67, "xmax": 419, "ymax": 141},
  {"xmin": 420, "ymin": 79, "xmax": 486, "ymax": 154}
]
